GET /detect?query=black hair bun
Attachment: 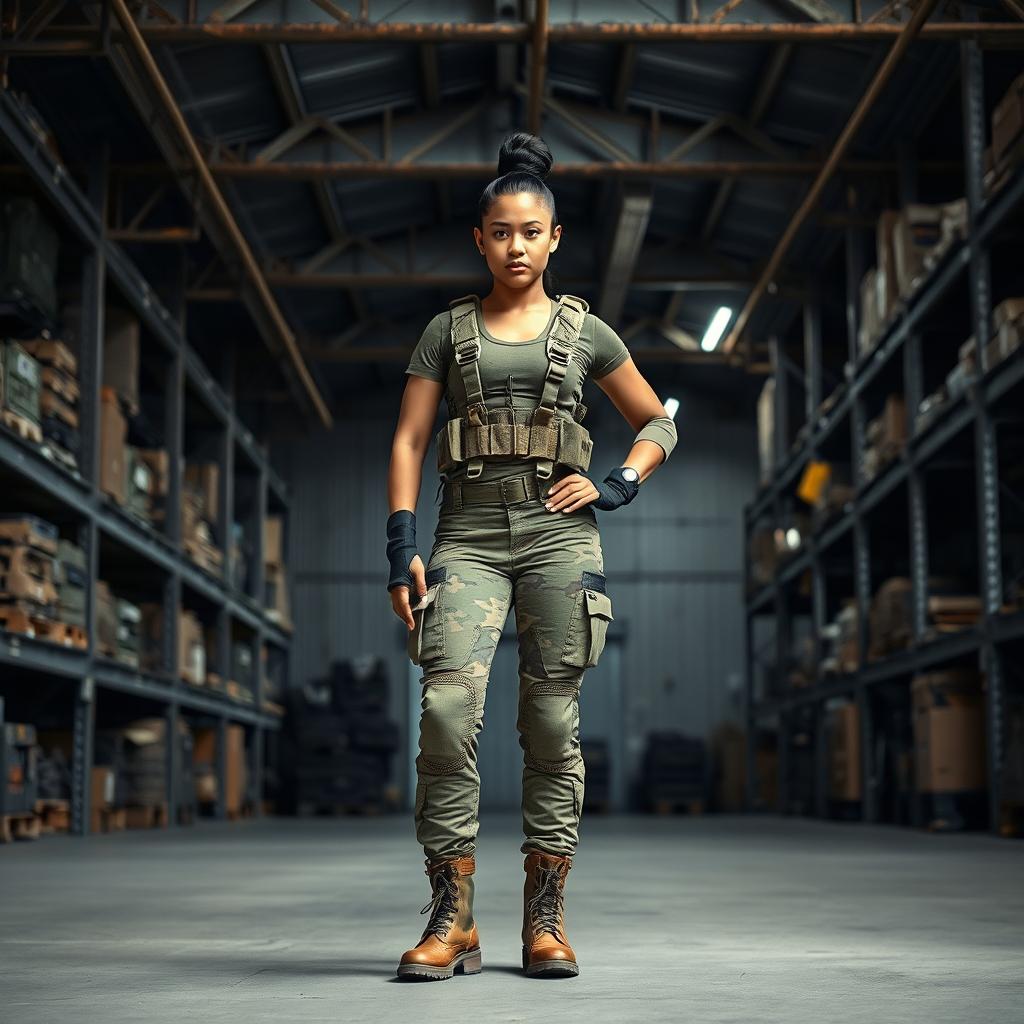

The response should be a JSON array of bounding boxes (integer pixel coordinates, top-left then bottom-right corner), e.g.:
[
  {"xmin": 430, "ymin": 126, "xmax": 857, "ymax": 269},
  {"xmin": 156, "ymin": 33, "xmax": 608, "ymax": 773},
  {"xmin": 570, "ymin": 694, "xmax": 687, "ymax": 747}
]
[{"xmin": 497, "ymin": 131, "xmax": 553, "ymax": 180}]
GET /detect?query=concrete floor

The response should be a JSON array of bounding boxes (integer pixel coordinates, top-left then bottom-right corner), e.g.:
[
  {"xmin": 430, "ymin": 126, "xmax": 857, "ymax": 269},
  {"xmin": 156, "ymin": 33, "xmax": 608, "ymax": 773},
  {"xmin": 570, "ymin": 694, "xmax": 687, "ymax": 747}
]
[{"xmin": 0, "ymin": 813, "xmax": 1021, "ymax": 1023}]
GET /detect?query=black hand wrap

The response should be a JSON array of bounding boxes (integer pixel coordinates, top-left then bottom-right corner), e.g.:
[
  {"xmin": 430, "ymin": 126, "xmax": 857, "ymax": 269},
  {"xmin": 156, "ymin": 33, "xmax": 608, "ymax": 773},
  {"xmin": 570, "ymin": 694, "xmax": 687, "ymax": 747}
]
[
  {"xmin": 590, "ymin": 466, "xmax": 640, "ymax": 511},
  {"xmin": 386, "ymin": 509, "xmax": 418, "ymax": 592}
]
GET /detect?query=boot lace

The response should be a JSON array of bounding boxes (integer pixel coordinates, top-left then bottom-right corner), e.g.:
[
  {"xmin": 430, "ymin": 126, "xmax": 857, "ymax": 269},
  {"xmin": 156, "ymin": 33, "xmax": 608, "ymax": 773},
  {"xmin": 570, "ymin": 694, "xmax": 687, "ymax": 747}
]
[
  {"xmin": 419, "ymin": 870, "xmax": 460, "ymax": 938},
  {"xmin": 527, "ymin": 867, "xmax": 565, "ymax": 938}
]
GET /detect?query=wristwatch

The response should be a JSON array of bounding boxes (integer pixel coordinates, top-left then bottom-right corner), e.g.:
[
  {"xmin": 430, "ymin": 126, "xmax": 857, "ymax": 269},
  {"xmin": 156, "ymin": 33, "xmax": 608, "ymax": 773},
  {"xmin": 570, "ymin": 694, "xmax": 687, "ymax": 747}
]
[{"xmin": 620, "ymin": 466, "xmax": 639, "ymax": 483}]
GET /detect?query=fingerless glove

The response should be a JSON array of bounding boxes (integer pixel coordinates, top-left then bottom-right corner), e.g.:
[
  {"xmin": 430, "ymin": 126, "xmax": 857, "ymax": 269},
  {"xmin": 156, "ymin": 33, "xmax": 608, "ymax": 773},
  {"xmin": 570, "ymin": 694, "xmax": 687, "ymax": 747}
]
[
  {"xmin": 386, "ymin": 509, "xmax": 418, "ymax": 592},
  {"xmin": 590, "ymin": 466, "xmax": 640, "ymax": 511}
]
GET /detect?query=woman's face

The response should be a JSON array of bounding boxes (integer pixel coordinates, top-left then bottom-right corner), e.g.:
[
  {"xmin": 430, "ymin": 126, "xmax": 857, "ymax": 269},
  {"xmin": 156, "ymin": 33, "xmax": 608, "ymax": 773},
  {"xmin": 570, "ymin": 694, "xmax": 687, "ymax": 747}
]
[{"xmin": 474, "ymin": 192, "xmax": 561, "ymax": 289}]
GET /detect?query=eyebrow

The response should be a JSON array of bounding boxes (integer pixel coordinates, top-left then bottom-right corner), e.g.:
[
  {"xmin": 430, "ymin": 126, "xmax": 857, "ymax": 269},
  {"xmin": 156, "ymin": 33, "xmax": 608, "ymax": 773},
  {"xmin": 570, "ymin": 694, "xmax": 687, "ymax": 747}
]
[{"xmin": 489, "ymin": 220, "xmax": 544, "ymax": 227}]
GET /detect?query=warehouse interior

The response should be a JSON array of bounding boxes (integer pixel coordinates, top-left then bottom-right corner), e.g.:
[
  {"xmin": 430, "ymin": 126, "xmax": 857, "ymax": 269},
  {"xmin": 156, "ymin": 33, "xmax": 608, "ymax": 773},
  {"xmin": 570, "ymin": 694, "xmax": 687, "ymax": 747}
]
[{"xmin": 1, "ymin": 2, "xmax": 1023, "ymax": 1020}]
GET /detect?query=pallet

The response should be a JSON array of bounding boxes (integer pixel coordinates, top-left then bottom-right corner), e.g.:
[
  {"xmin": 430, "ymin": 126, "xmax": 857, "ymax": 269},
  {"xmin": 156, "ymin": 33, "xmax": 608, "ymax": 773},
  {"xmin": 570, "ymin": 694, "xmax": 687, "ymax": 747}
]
[
  {"xmin": 124, "ymin": 802, "xmax": 168, "ymax": 829},
  {"xmin": 1, "ymin": 811, "xmax": 41, "ymax": 843},
  {"xmin": 1, "ymin": 408, "xmax": 43, "ymax": 444},
  {"xmin": 225, "ymin": 679, "xmax": 254, "ymax": 704},
  {"xmin": 91, "ymin": 806, "xmax": 127, "ymax": 833},
  {"xmin": 652, "ymin": 798, "xmax": 705, "ymax": 816},
  {"xmin": 34, "ymin": 798, "xmax": 70, "ymax": 834},
  {"xmin": 0, "ymin": 604, "xmax": 88, "ymax": 649},
  {"xmin": 225, "ymin": 799, "xmax": 256, "ymax": 822},
  {"xmin": 40, "ymin": 440, "xmax": 78, "ymax": 473}
]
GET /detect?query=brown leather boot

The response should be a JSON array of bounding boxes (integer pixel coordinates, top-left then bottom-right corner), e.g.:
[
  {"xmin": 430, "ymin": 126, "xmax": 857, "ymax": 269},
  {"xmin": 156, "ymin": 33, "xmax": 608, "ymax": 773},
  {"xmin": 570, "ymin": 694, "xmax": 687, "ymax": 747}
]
[
  {"xmin": 521, "ymin": 851, "xmax": 579, "ymax": 977},
  {"xmin": 397, "ymin": 854, "xmax": 482, "ymax": 980}
]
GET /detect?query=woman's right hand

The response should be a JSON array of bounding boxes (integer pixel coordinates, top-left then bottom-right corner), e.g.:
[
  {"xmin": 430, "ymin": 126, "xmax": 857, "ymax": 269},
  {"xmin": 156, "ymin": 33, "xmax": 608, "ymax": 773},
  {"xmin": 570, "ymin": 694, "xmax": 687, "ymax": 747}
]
[{"xmin": 392, "ymin": 554, "xmax": 427, "ymax": 630}]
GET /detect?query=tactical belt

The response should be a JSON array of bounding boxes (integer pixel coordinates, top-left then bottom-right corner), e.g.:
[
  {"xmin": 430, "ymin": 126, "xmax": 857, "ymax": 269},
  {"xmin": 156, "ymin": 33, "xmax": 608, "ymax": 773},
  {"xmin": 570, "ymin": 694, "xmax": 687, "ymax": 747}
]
[
  {"xmin": 440, "ymin": 471, "xmax": 543, "ymax": 511},
  {"xmin": 437, "ymin": 293, "xmax": 593, "ymax": 481}
]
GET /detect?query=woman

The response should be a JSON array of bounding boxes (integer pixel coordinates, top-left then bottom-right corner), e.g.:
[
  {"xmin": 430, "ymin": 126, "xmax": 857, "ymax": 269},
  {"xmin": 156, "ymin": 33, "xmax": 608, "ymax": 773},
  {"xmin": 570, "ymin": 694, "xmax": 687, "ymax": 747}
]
[{"xmin": 386, "ymin": 131, "xmax": 677, "ymax": 981}]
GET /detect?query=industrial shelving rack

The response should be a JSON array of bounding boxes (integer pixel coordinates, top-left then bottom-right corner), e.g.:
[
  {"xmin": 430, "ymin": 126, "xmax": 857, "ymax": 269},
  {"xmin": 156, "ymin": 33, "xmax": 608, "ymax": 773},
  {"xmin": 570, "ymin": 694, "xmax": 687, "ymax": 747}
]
[
  {"xmin": 0, "ymin": 86, "xmax": 290, "ymax": 837},
  {"xmin": 743, "ymin": 41, "xmax": 1024, "ymax": 835}
]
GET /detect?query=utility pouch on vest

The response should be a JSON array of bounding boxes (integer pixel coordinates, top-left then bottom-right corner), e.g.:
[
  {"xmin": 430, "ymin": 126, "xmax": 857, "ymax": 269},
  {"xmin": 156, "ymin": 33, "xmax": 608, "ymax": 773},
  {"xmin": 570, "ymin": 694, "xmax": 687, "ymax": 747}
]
[{"xmin": 436, "ymin": 293, "xmax": 593, "ymax": 480}]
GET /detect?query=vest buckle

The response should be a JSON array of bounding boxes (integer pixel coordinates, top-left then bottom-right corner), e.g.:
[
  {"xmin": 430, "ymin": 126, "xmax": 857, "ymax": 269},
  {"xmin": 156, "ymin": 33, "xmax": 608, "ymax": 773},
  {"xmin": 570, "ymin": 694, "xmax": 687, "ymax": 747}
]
[
  {"xmin": 454, "ymin": 337, "xmax": 481, "ymax": 365},
  {"xmin": 547, "ymin": 345, "xmax": 571, "ymax": 368}
]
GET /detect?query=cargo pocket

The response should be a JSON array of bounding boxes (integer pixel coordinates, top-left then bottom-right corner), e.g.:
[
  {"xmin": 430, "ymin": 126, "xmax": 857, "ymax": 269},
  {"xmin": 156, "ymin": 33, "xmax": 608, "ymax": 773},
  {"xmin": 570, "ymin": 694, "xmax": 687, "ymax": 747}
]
[
  {"xmin": 407, "ymin": 567, "xmax": 447, "ymax": 665},
  {"xmin": 559, "ymin": 572, "xmax": 613, "ymax": 669}
]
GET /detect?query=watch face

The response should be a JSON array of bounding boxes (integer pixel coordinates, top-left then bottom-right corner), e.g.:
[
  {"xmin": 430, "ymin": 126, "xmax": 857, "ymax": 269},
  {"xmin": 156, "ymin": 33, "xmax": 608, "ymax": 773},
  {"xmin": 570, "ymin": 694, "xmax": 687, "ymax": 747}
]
[{"xmin": 621, "ymin": 467, "xmax": 639, "ymax": 482}]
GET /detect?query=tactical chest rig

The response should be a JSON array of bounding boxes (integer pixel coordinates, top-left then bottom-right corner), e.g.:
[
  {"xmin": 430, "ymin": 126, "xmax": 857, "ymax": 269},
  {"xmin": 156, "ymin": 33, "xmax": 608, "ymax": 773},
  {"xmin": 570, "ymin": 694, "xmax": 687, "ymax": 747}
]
[{"xmin": 435, "ymin": 293, "xmax": 594, "ymax": 482}]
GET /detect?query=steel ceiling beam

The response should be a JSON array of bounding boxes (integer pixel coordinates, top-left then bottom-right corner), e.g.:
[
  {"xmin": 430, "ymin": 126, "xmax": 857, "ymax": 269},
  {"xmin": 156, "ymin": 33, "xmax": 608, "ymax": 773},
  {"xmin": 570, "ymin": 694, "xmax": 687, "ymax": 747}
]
[
  {"xmin": 527, "ymin": 0, "xmax": 549, "ymax": 136},
  {"xmin": 37, "ymin": 20, "xmax": 1024, "ymax": 44},
  {"xmin": 107, "ymin": 0, "xmax": 333, "ymax": 428},
  {"xmin": 203, "ymin": 158, "xmax": 956, "ymax": 180},
  {"xmin": 722, "ymin": 0, "xmax": 942, "ymax": 355}
]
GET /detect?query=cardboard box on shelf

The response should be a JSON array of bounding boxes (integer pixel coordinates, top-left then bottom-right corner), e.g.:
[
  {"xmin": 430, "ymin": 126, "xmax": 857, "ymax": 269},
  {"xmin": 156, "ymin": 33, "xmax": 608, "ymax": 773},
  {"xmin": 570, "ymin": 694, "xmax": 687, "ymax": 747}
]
[
  {"xmin": 104, "ymin": 305, "xmax": 140, "ymax": 415},
  {"xmin": 993, "ymin": 71, "xmax": 1024, "ymax": 169},
  {"xmin": 868, "ymin": 576, "xmax": 913, "ymax": 660},
  {"xmin": 39, "ymin": 388, "xmax": 77, "ymax": 430},
  {"xmin": 857, "ymin": 267, "xmax": 885, "ymax": 354},
  {"xmin": 20, "ymin": 337, "xmax": 77, "ymax": 377},
  {"xmin": 264, "ymin": 561, "xmax": 291, "ymax": 631},
  {"xmin": 911, "ymin": 669, "xmax": 987, "ymax": 793},
  {"xmin": 40, "ymin": 364, "xmax": 79, "ymax": 404},
  {"xmin": 124, "ymin": 447, "xmax": 154, "ymax": 523},
  {"xmin": 225, "ymin": 724, "xmax": 246, "ymax": 816},
  {"xmin": 892, "ymin": 203, "xmax": 943, "ymax": 298},
  {"xmin": 2, "ymin": 340, "xmax": 41, "ymax": 424},
  {"xmin": 756, "ymin": 378, "xmax": 775, "ymax": 486},
  {"xmin": 0, "ymin": 540, "xmax": 57, "ymax": 605},
  {"xmin": 865, "ymin": 394, "xmax": 907, "ymax": 457},
  {"xmin": 264, "ymin": 514, "xmax": 284, "ymax": 568},
  {"xmin": 828, "ymin": 702, "xmax": 862, "ymax": 802},
  {"xmin": 191, "ymin": 724, "xmax": 246, "ymax": 814},
  {"xmin": 95, "ymin": 580, "xmax": 118, "ymax": 658},
  {"xmin": 184, "ymin": 462, "xmax": 219, "ymax": 525},
  {"xmin": 178, "ymin": 608, "xmax": 205, "ymax": 685},
  {"xmin": 137, "ymin": 602, "xmax": 164, "ymax": 674},
  {"xmin": 876, "ymin": 210, "xmax": 900, "ymax": 321},
  {"xmin": 710, "ymin": 722, "xmax": 746, "ymax": 812},
  {"xmin": 99, "ymin": 387, "xmax": 126, "ymax": 505},
  {"xmin": 0, "ymin": 514, "xmax": 58, "ymax": 555},
  {"xmin": 90, "ymin": 765, "xmax": 115, "ymax": 810},
  {"xmin": 135, "ymin": 448, "xmax": 169, "ymax": 499}
]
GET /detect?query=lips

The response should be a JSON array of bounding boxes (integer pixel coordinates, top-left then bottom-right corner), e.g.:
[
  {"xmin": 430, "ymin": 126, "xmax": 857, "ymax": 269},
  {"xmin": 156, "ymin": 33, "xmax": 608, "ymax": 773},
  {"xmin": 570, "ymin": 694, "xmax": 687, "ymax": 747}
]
[{"xmin": 506, "ymin": 262, "xmax": 528, "ymax": 270}]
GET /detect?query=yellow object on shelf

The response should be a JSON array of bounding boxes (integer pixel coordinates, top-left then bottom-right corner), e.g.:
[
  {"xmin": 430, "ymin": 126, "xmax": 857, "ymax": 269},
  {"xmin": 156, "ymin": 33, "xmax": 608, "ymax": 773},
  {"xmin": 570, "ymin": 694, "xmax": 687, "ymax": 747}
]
[{"xmin": 797, "ymin": 459, "xmax": 831, "ymax": 506}]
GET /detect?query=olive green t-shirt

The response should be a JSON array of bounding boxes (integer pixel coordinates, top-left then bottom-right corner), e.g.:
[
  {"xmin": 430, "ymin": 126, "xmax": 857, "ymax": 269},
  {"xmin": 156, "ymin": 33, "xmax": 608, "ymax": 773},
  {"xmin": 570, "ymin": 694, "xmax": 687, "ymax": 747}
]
[{"xmin": 404, "ymin": 294, "xmax": 631, "ymax": 483}]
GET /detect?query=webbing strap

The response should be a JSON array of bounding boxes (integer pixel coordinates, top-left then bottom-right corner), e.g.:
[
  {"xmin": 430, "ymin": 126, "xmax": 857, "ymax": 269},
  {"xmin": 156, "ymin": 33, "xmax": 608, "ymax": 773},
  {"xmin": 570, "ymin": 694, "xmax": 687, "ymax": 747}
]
[{"xmin": 447, "ymin": 294, "xmax": 487, "ymax": 478}]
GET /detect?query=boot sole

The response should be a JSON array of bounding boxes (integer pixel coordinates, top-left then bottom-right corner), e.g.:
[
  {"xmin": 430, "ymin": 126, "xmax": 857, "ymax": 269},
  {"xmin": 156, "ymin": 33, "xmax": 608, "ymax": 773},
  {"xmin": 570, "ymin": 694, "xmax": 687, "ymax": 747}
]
[
  {"xmin": 522, "ymin": 945, "xmax": 579, "ymax": 977},
  {"xmin": 396, "ymin": 948, "xmax": 482, "ymax": 980}
]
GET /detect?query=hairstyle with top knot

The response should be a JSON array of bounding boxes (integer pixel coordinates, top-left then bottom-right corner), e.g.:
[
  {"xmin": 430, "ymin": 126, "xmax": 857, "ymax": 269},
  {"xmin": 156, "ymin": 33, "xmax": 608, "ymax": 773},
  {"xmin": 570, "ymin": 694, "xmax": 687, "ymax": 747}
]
[{"xmin": 477, "ymin": 131, "xmax": 560, "ymax": 298}]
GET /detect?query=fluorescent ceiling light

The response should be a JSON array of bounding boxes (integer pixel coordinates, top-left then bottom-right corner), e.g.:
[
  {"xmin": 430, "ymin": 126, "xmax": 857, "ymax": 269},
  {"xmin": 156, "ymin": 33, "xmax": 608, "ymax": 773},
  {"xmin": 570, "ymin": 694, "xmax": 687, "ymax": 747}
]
[
  {"xmin": 663, "ymin": 397, "xmax": 679, "ymax": 420},
  {"xmin": 701, "ymin": 306, "xmax": 733, "ymax": 352}
]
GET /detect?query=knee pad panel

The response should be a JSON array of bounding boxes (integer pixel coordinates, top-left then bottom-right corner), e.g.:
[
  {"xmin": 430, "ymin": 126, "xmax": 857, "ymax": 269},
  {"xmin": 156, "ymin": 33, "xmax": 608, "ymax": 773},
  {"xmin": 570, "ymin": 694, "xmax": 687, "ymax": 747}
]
[
  {"xmin": 518, "ymin": 680, "xmax": 583, "ymax": 775},
  {"xmin": 417, "ymin": 671, "xmax": 480, "ymax": 776}
]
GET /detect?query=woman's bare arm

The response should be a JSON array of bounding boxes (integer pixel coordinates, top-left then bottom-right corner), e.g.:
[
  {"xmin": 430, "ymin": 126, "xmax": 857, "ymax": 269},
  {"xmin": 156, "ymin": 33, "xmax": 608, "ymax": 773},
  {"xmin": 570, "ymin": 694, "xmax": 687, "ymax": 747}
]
[
  {"xmin": 592, "ymin": 356, "xmax": 674, "ymax": 482},
  {"xmin": 388, "ymin": 375, "xmax": 445, "ymax": 627},
  {"xmin": 542, "ymin": 356, "xmax": 675, "ymax": 514}
]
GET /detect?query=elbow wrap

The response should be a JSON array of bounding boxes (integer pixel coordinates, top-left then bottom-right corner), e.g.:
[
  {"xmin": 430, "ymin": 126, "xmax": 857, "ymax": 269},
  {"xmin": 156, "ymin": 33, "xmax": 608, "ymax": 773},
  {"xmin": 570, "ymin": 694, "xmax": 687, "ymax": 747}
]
[{"xmin": 633, "ymin": 415, "xmax": 677, "ymax": 464}]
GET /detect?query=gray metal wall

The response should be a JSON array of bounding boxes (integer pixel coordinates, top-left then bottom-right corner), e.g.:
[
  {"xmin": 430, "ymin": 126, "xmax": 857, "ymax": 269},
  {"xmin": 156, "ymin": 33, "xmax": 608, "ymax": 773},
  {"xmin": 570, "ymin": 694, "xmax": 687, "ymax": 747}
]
[{"xmin": 274, "ymin": 381, "xmax": 757, "ymax": 803}]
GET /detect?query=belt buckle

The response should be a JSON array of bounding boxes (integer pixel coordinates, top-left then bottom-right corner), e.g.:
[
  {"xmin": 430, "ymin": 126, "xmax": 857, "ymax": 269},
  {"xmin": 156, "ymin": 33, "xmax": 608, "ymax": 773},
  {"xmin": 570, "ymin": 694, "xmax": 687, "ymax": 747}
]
[{"xmin": 500, "ymin": 477, "xmax": 527, "ymax": 505}]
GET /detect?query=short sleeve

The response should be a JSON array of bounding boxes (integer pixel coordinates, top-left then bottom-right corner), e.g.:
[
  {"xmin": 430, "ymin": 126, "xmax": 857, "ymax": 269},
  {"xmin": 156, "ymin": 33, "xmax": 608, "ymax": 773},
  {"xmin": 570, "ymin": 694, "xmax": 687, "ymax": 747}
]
[
  {"xmin": 590, "ymin": 316, "xmax": 630, "ymax": 379},
  {"xmin": 405, "ymin": 313, "xmax": 446, "ymax": 382}
]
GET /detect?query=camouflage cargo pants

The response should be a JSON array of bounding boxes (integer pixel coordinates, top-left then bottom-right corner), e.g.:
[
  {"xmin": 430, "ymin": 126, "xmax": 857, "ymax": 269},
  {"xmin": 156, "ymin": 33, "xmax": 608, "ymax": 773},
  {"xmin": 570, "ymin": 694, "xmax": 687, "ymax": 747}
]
[{"xmin": 407, "ymin": 469, "xmax": 613, "ymax": 862}]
